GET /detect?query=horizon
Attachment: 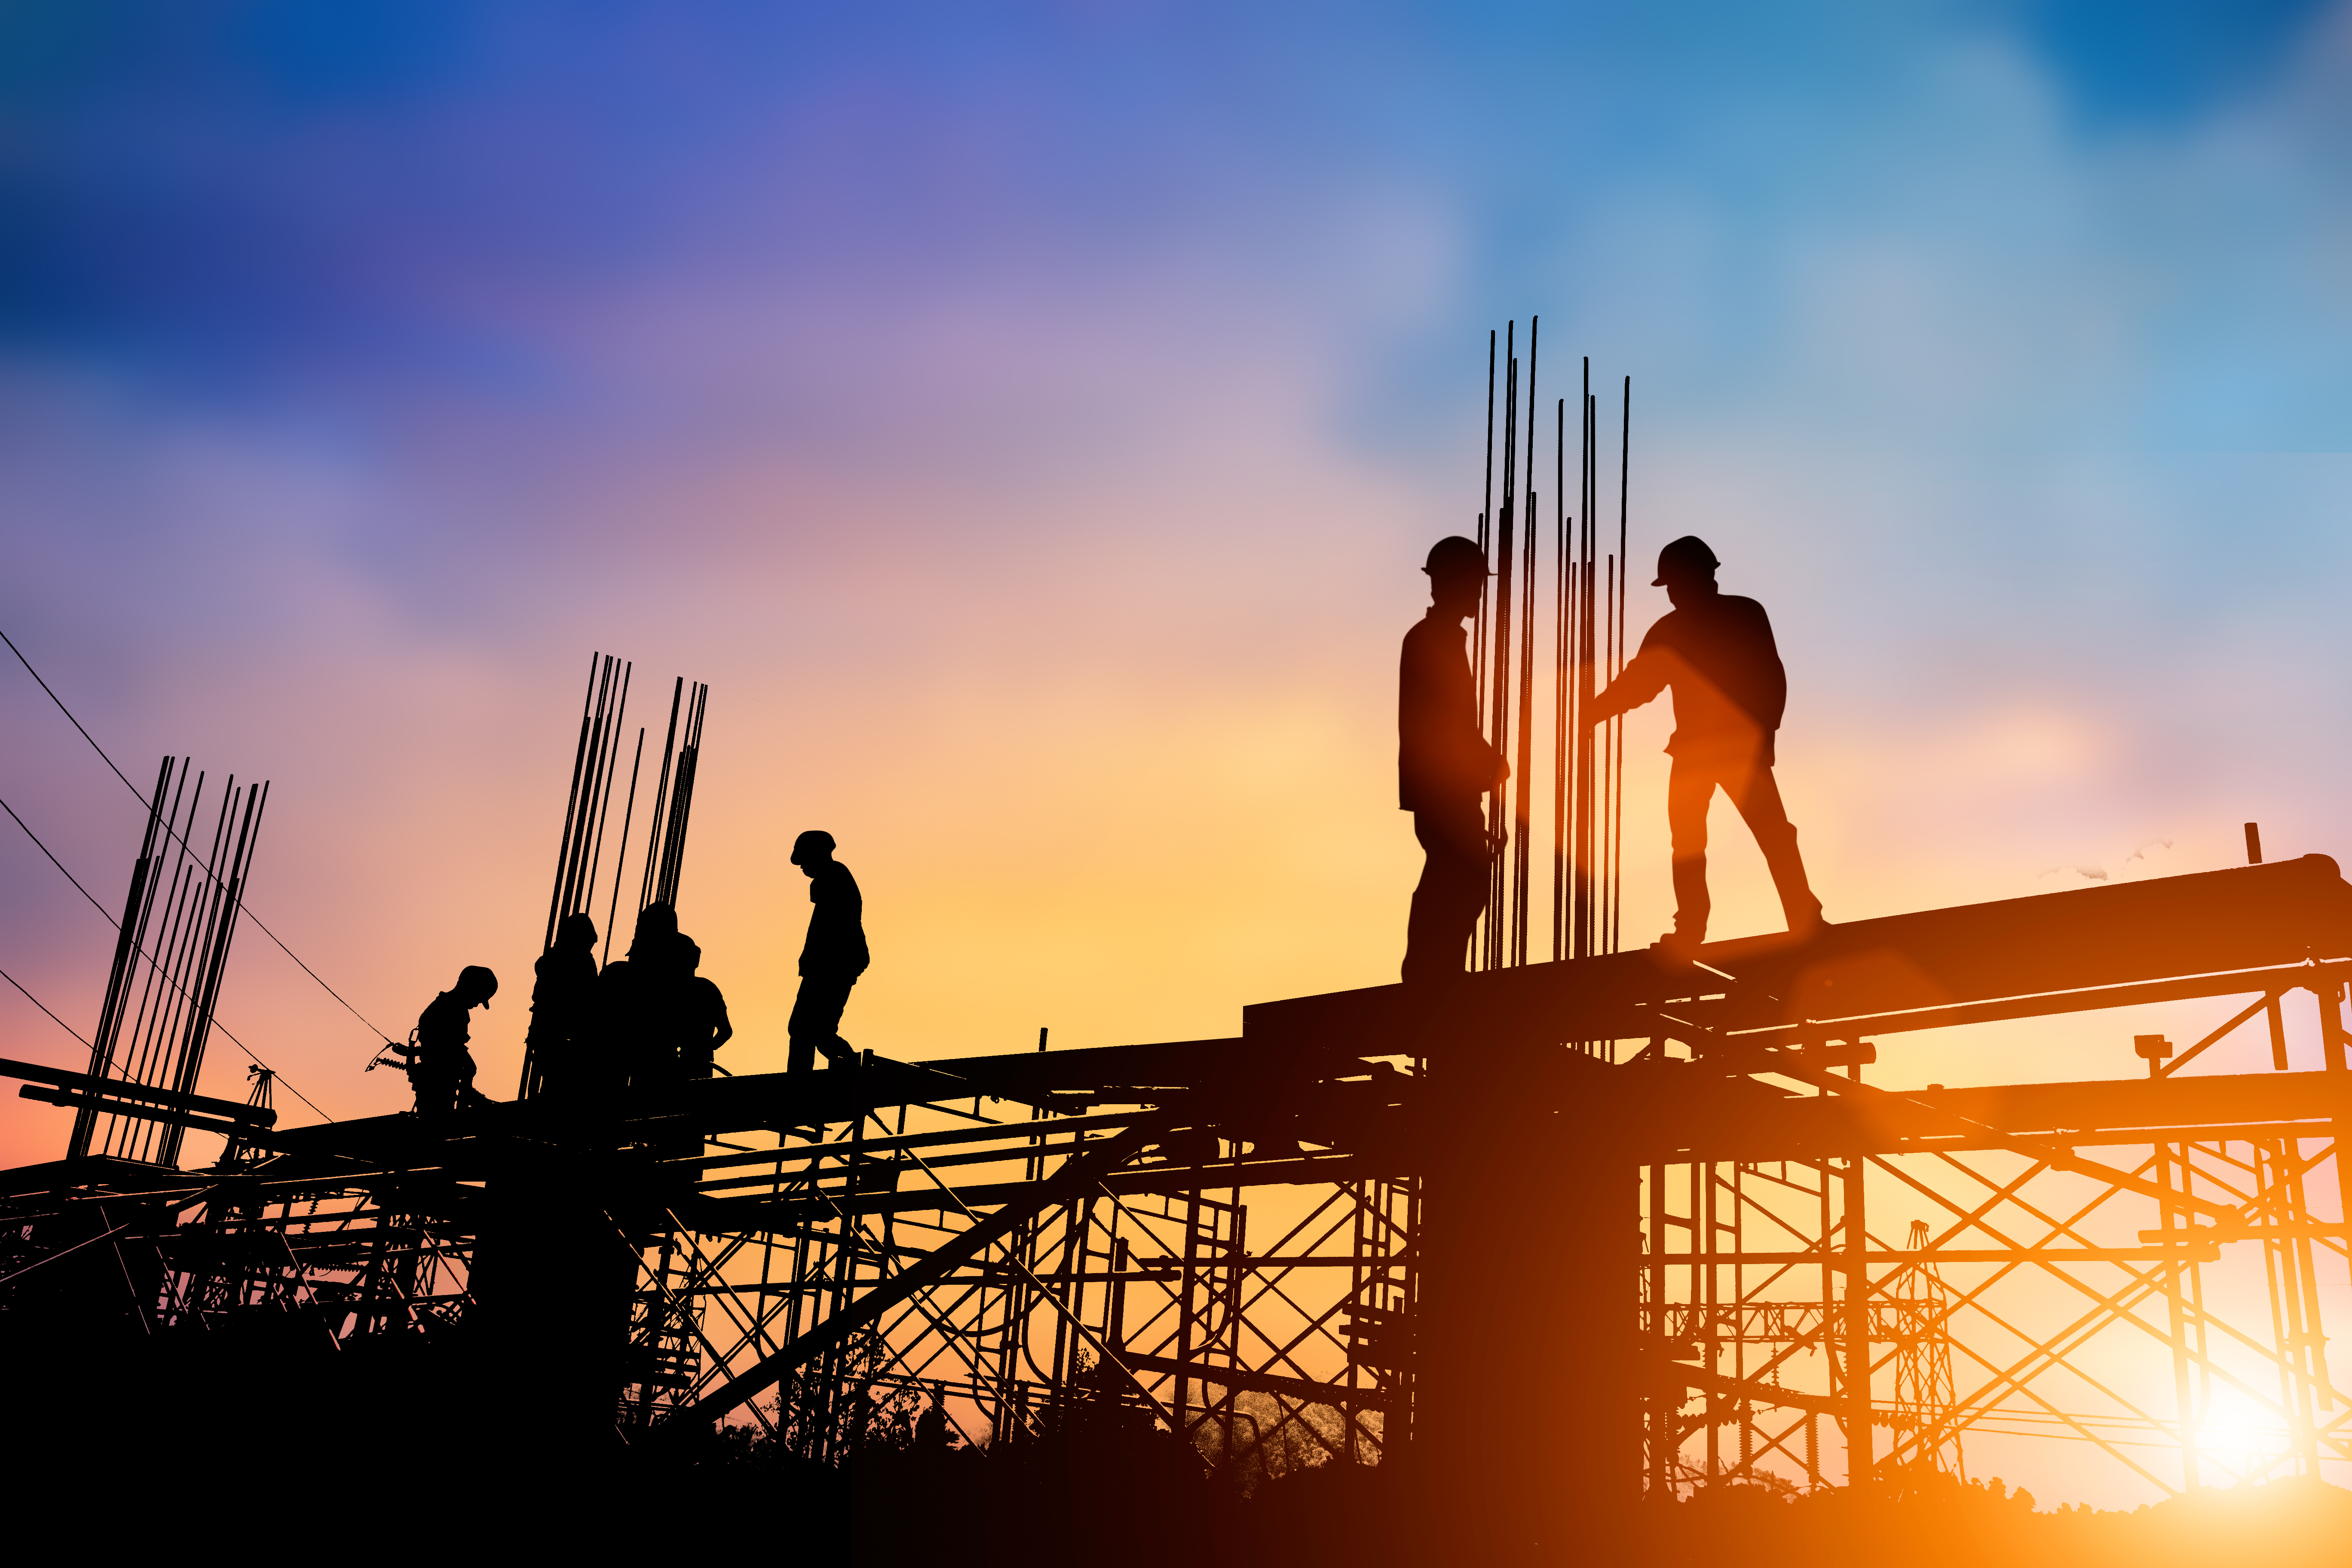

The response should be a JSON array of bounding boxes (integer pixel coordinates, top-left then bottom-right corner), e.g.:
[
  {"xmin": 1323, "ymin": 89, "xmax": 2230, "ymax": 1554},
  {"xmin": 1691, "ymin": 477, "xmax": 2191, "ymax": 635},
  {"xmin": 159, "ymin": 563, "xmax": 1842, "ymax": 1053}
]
[{"xmin": 5, "ymin": 1, "xmax": 2350, "ymax": 1512}]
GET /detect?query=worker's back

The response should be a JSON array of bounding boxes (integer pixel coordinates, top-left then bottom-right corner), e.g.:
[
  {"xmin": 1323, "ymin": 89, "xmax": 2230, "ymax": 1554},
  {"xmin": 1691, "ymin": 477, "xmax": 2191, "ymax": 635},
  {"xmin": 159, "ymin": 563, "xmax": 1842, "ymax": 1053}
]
[
  {"xmin": 800, "ymin": 859, "xmax": 869, "ymax": 977},
  {"xmin": 1624, "ymin": 591, "xmax": 1787, "ymax": 762}
]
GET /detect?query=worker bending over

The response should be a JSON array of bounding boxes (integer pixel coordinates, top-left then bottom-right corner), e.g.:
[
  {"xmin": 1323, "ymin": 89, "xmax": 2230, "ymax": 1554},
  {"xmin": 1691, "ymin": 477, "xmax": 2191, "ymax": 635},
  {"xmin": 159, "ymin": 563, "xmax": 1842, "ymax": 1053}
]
[{"xmin": 406, "ymin": 965, "xmax": 498, "ymax": 1117}]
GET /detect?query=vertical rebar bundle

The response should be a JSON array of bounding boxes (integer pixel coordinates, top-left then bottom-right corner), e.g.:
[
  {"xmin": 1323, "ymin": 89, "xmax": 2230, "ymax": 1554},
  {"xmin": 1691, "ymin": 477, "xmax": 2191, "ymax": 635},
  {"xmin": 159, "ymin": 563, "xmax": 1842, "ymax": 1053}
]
[
  {"xmin": 70, "ymin": 756, "xmax": 268, "ymax": 1167},
  {"xmin": 642, "ymin": 677, "xmax": 710, "ymax": 914},
  {"xmin": 1469, "ymin": 325, "xmax": 1633, "ymax": 975},
  {"xmin": 542, "ymin": 652, "xmax": 635, "ymax": 957},
  {"xmin": 534, "ymin": 656, "xmax": 709, "ymax": 942},
  {"xmin": 523, "ymin": 656, "xmax": 708, "ymax": 1097}
]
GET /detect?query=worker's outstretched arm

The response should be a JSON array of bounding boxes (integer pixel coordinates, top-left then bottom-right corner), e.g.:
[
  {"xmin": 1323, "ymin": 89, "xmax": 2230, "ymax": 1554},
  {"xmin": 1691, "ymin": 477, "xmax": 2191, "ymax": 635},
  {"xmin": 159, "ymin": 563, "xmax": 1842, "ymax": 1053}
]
[{"xmin": 1586, "ymin": 647, "xmax": 1669, "ymax": 728}]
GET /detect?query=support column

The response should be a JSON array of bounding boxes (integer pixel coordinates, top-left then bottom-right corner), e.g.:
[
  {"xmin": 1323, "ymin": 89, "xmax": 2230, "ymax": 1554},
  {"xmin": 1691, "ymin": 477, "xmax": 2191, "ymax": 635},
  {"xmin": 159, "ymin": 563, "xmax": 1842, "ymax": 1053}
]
[
  {"xmin": 1646, "ymin": 1155, "xmax": 1669, "ymax": 1498},
  {"xmin": 1415, "ymin": 1035, "xmax": 1640, "ymax": 1557},
  {"xmin": 2153, "ymin": 1133, "xmax": 2201, "ymax": 1489},
  {"xmin": 1841, "ymin": 1064, "xmax": 1872, "ymax": 1489}
]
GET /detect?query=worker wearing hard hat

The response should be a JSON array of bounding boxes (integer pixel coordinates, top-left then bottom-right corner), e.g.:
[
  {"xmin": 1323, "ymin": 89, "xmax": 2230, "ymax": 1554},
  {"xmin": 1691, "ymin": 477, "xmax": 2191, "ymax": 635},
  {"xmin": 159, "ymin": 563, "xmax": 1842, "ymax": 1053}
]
[
  {"xmin": 1398, "ymin": 535, "xmax": 1510, "ymax": 983},
  {"xmin": 401, "ymin": 964, "xmax": 499, "ymax": 1117},
  {"xmin": 787, "ymin": 830, "xmax": 869, "ymax": 1072},
  {"xmin": 1586, "ymin": 535, "xmax": 1824, "ymax": 954}
]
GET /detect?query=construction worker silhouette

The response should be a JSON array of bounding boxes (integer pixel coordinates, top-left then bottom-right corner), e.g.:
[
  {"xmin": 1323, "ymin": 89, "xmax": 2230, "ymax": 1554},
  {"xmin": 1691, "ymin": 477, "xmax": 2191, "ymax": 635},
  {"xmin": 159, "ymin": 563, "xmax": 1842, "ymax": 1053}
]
[
  {"xmin": 1587, "ymin": 535, "xmax": 1823, "ymax": 952},
  {"xmin": 408, "ymin": 965, "xmax": 497, "ymax": 1116},
  {"xmin": 788, "ymin": 830, "xmax": 868, "ymax": 1072},
  {"xmin": 1399, "ymin": 536, "xmax": 1510, "ymax": 983},
  {"xmin": 674, "ymin": 934, "xmax": 733, "ymax": 1079},
  {"xmin": 523, "ymin": 912, "xmax": 598, "ymax": 1100},
  {"xmin": 594, "ymin": 902, "xmax": 679, "ymax": 1097}
]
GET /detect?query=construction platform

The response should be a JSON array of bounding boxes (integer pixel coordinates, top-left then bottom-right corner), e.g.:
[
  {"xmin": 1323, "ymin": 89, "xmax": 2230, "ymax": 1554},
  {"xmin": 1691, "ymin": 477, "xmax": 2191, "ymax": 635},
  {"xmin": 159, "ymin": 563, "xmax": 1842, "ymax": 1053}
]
[{"xmin": 4, "ymin": 854, "xmax": 2349, "ymax": 1548}]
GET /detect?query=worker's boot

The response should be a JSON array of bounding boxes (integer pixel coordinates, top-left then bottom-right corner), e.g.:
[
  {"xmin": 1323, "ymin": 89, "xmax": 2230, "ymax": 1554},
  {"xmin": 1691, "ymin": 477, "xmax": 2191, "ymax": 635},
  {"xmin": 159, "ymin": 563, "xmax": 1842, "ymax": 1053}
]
[
  {"xmin": 1659, "ymin": 854, "xmax": 1709, "ymax": 957},
  {"xmin": 1652, "ymin": 929, "xmax": 1704, "ymax": 962}
]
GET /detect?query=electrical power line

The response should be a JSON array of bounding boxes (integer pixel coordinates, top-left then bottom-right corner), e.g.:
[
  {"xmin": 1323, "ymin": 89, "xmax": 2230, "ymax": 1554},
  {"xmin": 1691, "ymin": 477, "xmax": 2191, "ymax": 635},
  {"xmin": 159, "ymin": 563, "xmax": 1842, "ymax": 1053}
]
[
  {"xmin": 0, "ymin": 812, "xmax": 336, "ymax": 1122},
  {"xmin": 0, "ymin": 964, "xmax": 92, "ymax": 1047},
  {"xmin": 2, "ymin": 955, "xmax": 331, "ymax": 1124},
  {"xmin": 0, "ymin": 622, "xmax": 395, "ymax": 1049},
  {"xmin": 0, "ymin": 793, "xmax": 114, "ymax": 921}
]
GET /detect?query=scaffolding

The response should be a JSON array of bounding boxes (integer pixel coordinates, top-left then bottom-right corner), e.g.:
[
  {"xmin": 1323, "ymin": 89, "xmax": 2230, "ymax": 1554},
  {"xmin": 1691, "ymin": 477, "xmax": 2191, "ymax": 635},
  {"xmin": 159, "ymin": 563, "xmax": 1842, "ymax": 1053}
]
[
  {"xmin": 4, "ymin": 641, "xmax": 2349, "ymax": 1546},
  {"xmin": 5, "ymin": 885, "xmax": 2343, "ymax": 1519}
]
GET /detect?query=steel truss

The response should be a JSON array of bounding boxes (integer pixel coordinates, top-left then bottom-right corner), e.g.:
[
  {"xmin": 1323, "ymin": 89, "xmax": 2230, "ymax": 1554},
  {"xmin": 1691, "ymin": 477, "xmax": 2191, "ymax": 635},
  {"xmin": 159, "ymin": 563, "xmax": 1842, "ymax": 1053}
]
[
  {"xmin": 0, "ymin": 1067, "xmax": 1415, "ymax": 1491},
  {"xmin": 8, "ymin": 851, "xmax": 2352, "ymax": 1543},
  {"xmin": 619, "ymin": 1099, "xmax": 1414, "ymax": 1479},
  {"xmin": 1638, "ymin": 977, "xmax": 2351, "ymax": 1501}
]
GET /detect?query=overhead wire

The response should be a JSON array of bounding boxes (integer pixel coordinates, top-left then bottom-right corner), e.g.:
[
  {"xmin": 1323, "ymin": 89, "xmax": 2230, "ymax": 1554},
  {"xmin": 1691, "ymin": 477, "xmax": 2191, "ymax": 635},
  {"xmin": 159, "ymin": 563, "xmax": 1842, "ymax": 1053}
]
[
  {"xmin": 0, "ymin": 793, "xmax": 114, "ymax": 921},
  {"xmin": 1, "ymin": 965, "xmax": 92, "ymax": 1047},
  {"xmin": 0, "ymin": 648, "xmax": 335, "ymax": 1123},
  {"xmin": 0, "ymin": 622, "xmax": 393, "ymax": 1051},
  {"xmin": 0, "ymin": 787, "xmax": 333, "ymax": 1124}
]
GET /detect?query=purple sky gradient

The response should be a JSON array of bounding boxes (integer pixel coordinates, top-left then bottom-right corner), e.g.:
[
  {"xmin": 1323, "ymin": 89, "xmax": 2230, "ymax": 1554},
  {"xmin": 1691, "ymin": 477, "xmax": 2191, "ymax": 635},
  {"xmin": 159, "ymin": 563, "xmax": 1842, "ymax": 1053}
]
[{"xmin": 3, "ymin": 4, "xmax": 2352, "ymax": 1494}]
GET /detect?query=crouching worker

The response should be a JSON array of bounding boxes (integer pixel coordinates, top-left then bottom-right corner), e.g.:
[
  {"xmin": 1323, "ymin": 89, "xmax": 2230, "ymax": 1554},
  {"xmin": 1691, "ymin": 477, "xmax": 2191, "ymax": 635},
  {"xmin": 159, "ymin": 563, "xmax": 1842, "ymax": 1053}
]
[{"xmin": 405, "ymin": 964, "xmax": 498, "ymax": 1117}]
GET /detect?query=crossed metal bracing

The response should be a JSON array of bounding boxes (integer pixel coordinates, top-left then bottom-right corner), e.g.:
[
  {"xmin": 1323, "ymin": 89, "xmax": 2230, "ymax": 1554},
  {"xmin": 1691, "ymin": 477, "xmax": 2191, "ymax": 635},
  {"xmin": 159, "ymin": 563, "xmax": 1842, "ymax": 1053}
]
[
  {"xmin": 0, "ymin": 1044, "xmax": 1418, "ymax": 1479},
  {"xmin": 1634, "ymin": 983, "xmax": 2352, "ymax": 1501},
  {"xmin": 612, "ymin": 1093, "xmax": 1414, "ymax": 1474},
  {"xmin": 0, "ymin": 1167, "xmax": 474, "ymax": 1345},
  {"xmin": 9, "ymin": 853, "xmax": 2352, "ymax": 1519}
]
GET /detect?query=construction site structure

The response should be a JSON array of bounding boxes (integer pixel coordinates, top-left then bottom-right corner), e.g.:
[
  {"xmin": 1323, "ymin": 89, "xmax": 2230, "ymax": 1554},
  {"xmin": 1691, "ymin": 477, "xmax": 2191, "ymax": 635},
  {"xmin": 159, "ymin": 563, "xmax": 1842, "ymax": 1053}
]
[
  {"xmin": 3, "ymin": 845, "xmax": 2347, "ymax": 1550},
  {"xmin": 3, "ymin": 346, "xmax": 2348, "ymax": 1550}
]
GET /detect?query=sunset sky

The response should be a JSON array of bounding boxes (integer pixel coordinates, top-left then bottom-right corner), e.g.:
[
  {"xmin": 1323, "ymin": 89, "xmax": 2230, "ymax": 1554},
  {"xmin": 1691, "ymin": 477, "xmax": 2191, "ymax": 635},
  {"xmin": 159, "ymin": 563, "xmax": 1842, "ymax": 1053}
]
[{"xmin": 5, "ymin": 0, "xmax": 2352, "ymax": 1174}]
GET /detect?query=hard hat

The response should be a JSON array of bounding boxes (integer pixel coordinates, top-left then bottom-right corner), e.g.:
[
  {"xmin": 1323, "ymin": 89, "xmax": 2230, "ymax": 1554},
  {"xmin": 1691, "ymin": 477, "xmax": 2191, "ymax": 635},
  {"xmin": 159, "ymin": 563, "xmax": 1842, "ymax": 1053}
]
[
  {"xmin": 458, "ymin": 964, "xmax": 499, "ymax": 1005},
  {"xmin": 791, "ymin": 830, "xmax": 836, "ymax": 866},
  {"xmin": 1423, "ymin": 536, "xmax": 1491, "ymax": 578},
  {"xmin": 1653, "ymin": 536, "xmax": 1720, "ymax": 585}
]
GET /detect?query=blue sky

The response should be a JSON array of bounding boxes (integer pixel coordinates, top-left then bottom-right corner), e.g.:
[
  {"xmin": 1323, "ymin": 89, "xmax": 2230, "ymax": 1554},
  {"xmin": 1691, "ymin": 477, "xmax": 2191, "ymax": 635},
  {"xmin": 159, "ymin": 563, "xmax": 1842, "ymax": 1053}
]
[{"xmin": 3, "ymin": 0, "xmax": 2351, "ymax": 1504}]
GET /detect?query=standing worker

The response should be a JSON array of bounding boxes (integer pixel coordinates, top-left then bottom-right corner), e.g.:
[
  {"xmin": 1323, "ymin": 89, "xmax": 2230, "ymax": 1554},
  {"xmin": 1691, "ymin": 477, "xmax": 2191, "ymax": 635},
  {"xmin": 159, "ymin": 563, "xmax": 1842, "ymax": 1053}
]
[
  {"xmin": 1398, "ymin": 536, "xmax": 1510, "ymax": 984},
  {"xmin": 406, "ymin": 965, "xmax": 498, "ymax": 1117},
  {"xmin": 595, "ymin": 902, "xmax": 680, "ymax": 1097},
  {"xmin": 674, "ymin": 934, "xmax": 733, "ymax": 1079},
  {"xmin": 1586, "ymin": 535, "xmax": 1824, "ymax": 954},
  {"xmin": 522, "ymin": 912, "xmax": 599, "ymax": 1100},
  {"xmin": 788, "ymin": 830, "xmax": 868, "ymax": 1072}
]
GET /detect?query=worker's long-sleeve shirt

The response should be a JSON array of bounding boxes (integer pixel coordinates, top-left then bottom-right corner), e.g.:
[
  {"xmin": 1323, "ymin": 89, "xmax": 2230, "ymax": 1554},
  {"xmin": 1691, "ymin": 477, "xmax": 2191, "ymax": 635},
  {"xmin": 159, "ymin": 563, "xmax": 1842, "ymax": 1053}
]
[
  {"xmin": 415, "ymin": 990, "xmax": 472, "ymax": 1056},
  {"xmin": 799, "ymin": 862, "xmax": 870, "ymax": 980},
  {"xmin": 1399, "ymin": 611, "xmax": 1503, "ymax": 811},
  {"xmin": 1592, "ymin": 592, "xmax": 1787, "ymax": 765}
]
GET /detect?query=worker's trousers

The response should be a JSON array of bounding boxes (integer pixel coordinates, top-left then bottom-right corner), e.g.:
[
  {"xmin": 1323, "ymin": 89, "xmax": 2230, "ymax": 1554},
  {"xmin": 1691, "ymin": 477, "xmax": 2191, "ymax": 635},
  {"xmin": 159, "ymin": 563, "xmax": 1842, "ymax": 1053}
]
[
  {"xmin": 1403, "ymin": 798, "xmax": 1494, "ymax": 984},
  {"xmin": 408, "ymin": 1048, "xmax": 479, "ymax": 1118},
  {"xmin": 788, "ymin": 973, "xmax": 860, "ymax": 1073},
  {"xmin": 1666, "ymin": 748, "xmax": 1820, "ymax": 946}
]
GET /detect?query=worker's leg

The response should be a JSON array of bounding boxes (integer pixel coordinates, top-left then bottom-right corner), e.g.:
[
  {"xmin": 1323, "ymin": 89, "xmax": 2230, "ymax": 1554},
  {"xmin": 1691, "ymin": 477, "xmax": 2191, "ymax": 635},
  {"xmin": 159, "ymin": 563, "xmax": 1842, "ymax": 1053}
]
[
  {"xmin": 453, "ymin": 1050, "xmax": 490, "ymax": 1110},
  {"xmin": 1665, "ymin": 756, "xmax": 1717, "ymax": 947},
  {"xmin": 1724, "ymin": 758, "xmax": 1823, "ymax": 935},
  {"xmin": 410, "ymin": 1064, "xmax": 455, "ymax": 1118},
  {"xmin": 790, "ymin": 974, "xmax": 859, "ymax": 1070},
  {"xmin": 1403, "ymin": 799, "xmax": 1492, "ymax": 983},
  {"xmin": 790, "ymin": 973, "xmax": 828, "ymax": 1072},
  {"xmin": 822, "ymin": 976, "xmax": 860, "ymax": 1067}
]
